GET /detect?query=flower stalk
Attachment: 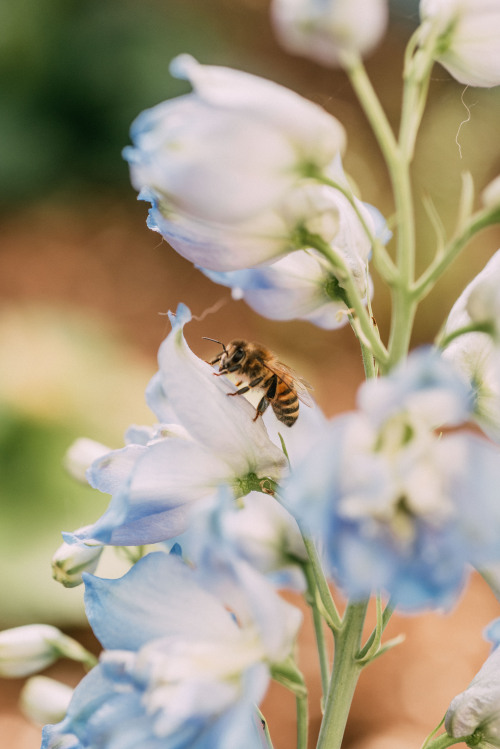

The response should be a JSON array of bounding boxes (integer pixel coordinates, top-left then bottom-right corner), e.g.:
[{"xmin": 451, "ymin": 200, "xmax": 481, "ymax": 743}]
[{"xmin": 316, "ymin": 601, "xmax": 368, "ymax": 749}]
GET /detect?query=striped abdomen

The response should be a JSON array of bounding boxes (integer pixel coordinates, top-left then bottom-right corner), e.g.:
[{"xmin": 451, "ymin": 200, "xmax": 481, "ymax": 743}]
[{"xmin": 270, "ymin": 377, "xmax": 299, "ymax": 427}]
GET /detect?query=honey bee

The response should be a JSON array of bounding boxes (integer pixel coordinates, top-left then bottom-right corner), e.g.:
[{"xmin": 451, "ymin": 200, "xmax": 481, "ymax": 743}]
[{"xmin": 205, "ymin": 338, "xmax": 313, "ymax": 427}]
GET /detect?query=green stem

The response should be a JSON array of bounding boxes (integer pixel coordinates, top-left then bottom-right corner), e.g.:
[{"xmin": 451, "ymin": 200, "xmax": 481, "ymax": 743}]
[
  {"xmin": 302, "ymin": 232, "xmax": 389, "ymax": 367},
  {"xmin": 343, "ymin": 56, "xmax": 418, "ymax": 368},
  {"xmin": 356, "ymin": 597, "xmax": 395, "ymax": 664},
  {"xmin": 304, "ymin": 563, "xmax": 331, "ymax": 696},
  {"xmin": 424, "ymin": 734, "xmax": 471, "ymax": 749},
  {"xmin": 316, "ymin": 601, "xmax": 369, "ymax": 749},
  {"xmin": 313, "ymin": 174, "xmax": 398, "ymax": 285},
  {"xmin": 413, "ymin": 206, "xmax": 500, "ymax": 302},
  {"xmin": 297, "ymin": 694, "xmax": 309, "ymax": 749},
  {"xmin": 301, "ymin": 535, "xmax": 342, "ymax": 631},
  {"xmin": 343, "ymin": 56, "xmax": 399, "ymax": 175},
  {"xmin": 359, "ymin": 338, "xmax": 376, "ymax": 380},
  {"xmin": 437, "ymin": 321, "xmax": 495, "ymax": 349}
]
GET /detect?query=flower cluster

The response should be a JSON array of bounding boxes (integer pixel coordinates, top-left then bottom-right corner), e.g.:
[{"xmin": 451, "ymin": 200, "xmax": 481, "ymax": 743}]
[
  {"xmin": 41, "ymin": 550, "xmax": 302, "ymax": 749},
  {"xmin": 285, "ymin": 348, "xmax": 500, "ymax": 611}
]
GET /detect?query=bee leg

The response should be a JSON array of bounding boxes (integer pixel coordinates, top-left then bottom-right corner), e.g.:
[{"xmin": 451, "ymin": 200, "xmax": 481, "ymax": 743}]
[
  {"xmin": 208, "ymin": 353, "xmax": 223, "ymax": 365},
  {"xmin": 265, "ymin": 374, "xmax": 278, "ymax": 400},
  {"xmin": 253, "ymin": 396, "xmax": 270, "ymax": 421},
  {"xmin": 227, "ymin": 375, "xmax": 264, "ymax": 397}
]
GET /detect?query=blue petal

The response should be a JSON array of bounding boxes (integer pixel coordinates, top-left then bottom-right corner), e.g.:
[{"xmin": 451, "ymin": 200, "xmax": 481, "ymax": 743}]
[{"xmin": 83, "ymin": 552, "xmax": 240, "ymax": 651}]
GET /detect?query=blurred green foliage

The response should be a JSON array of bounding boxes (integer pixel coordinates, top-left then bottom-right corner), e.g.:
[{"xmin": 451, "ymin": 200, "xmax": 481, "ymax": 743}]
[
  {"xmin": 0, "ymin": 0, "xmax": 232, "ymax": 206},
  {"xmin": 0, "ymin": 306, "xmax": 155, "ymax": 626}
]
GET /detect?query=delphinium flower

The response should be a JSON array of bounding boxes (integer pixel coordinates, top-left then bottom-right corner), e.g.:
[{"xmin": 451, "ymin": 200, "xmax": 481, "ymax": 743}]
[
  {"xmin": 419, "ymin": 0, "xmax": 500, "ymax": 88},
  {"xmin": 444, "ymin": 619, "xmax": 500, "ymax": 747},
  {"xmin": 199, "ymin": 159, "xmax": 387, "ymax": 329},
  {"xmin": 442, "ymin": 249, "xmax": 500, "ymax": 442},
  {"xmin": 63, "ymin": 304, "xmax": 289, "ymax": 549},
  {"xmin": 123, "ymin": 54, "xmax": 348, "ymax": 272},
  {"xmin": 178, "ymin": 485, "xmax": 308, "ymax": 594},
  {"xmin": 284, "ymin": 348, "xmax": 500, "ymax": 611},
  {"xmin": 42, "ymin": 550, "xmax": 302, "ymax": 749},
  {"xmin": 271, "ymin": 0, "xmax": 389, "ymax": 67}
]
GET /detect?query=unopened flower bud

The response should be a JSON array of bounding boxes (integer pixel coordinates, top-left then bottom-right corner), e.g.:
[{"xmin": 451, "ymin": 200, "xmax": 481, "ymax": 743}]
[
  {"xmin": 52, "ymin": 539, "xmax": 103, "ymax": 588},
  {"xmin": 0, "ymin": 625, "xmax": 65, "ymax": 677},
  {"xmin": 20, "ymin": 676, "xmax": 73, "ymax": 725},
  {"xmin": 64, "ymin": 438, "xmax": 110, "ymax": 483},
  {"xmin": 271, "ymin": 0, "xmax": 389, "ymax": 68},
  {"xmin": 482, "ymin": 176, "xmax": 500, "ymax": 210}
]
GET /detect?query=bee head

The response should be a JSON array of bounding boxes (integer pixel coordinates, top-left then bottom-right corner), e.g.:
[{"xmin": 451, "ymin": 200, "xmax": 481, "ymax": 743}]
[{"xmin": 224, "ymin": 340, "xmax": 247, "ymax": 369}]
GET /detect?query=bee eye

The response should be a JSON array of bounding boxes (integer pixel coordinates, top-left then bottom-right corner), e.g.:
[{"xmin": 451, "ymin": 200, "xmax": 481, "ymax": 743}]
[{"xmin": 231, "ymin": 348, "xmax": 245, "ymax": 363}]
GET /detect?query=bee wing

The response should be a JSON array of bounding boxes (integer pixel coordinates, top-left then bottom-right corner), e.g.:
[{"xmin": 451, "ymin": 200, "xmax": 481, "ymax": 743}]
[{"xmin": 273, "ymin": 361, "xmax": 315, "ymax": 407}]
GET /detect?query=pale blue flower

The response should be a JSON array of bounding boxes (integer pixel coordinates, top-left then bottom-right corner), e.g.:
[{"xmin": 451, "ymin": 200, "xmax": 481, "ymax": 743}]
[
  {"xmin": 64, "ymin": 304, "xmax": 286, "ymax": 548},
  {"xmin": 42, "ymin": 551, "xmax": 301, "ymax": 749},
  {"xmin": 284, "ymin": 348, "xmax": 500, "ymax": 611},
  {"xmin": 124, "ymin": 55, "xmax": 347, "ymax": 271},
  {"xmin": 198, "ymin": 161, "xmax": 390, "ymax": 329},
  {"xmin": 178, "ymin": 486, "xmax": 308, "ymax": 593}
]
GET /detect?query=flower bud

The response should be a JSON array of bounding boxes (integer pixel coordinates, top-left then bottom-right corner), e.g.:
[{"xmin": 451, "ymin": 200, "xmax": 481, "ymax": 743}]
[
  {"xmin": 271, "ymin": 0, "xmax": 389, "ymax": 67},
  {"xmin": 0, "ymin": 625, "xmax": 64, "ymax": 677},
  {"xmin": 52, "ymin": 539, "xmax": 103, "ymax": 587},
  {"xmin": 420, "ymin": 0, "xmax": 500, "ymax": 88},
  {"xmin": 20, "ymin": 676, "xmax": 73, "ymax": 725},
  {"xmin": 445, "ymin": 642, "xmax": 500, "ymax": 744},
  {"xmin": 482, "ymin": 176, "xmax": 500, "ymax": 210},
  {"xmin": 64, "ymin": 438, "xmax": 111, "ymax": 483}
]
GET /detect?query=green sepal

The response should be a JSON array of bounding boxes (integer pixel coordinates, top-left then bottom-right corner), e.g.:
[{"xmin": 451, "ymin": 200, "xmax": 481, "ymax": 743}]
[{"xmin": 271, "ymin": 656, "xmax": 307, "ymax": 699}]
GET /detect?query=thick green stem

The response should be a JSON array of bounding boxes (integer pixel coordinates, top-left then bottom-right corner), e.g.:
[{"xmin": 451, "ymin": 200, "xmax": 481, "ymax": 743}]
[
  {"xmin": 297, "ymin": 694, "xmax": 309, "ymax": 749},
  {"xmin": 316, "ymin": 601, "xmax": 368, "ymax": 749},
  {"xmin": 344, "ymin": 56, "xmax": 399, "ymax": 175}
]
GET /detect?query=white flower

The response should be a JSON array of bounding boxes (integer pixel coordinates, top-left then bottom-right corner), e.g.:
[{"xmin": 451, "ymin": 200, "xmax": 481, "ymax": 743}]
[
  {"xmin": 124, "ymin": 55, "xmax": 347, "ymax": 271},
  {"xmin": 420, "ymin": 0, "xmax": 500, "ymax": 88},
  {"xmin": 442, "ymin": 250, "xmax": 500, "ymax": 441},
  {"xmin": 20, "ymin": 676, "xmax": 73, "ymax": 725},
  {"xmin": 271, "ymin": 0, "xmax": 389, "ymax": 67},
  {"xmin": 445, "ymin": 644, "xmax": 500, "ymax": 744}
]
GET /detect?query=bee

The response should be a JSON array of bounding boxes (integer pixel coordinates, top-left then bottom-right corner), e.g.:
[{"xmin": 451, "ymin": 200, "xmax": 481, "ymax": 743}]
[{"xmin": 205, "ymin": 338, "xmax": 313, "ymax": 427}]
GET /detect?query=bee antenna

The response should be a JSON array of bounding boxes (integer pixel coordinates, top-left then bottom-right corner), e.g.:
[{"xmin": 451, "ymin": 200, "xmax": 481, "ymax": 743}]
[{"xmin": 202, "ymin": 337, "xmax": 228, "ymax": 354}]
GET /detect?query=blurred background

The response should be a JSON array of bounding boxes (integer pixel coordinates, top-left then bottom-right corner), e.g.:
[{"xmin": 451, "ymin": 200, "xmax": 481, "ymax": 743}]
[{"xmin": 1, "ymin": 0, "xmax": 500, "ymax": 746}]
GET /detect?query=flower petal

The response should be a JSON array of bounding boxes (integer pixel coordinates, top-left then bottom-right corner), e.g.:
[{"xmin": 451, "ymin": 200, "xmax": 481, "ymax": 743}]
[
  {"xmin": 158, "ymin": 304, "xmax": 287, "ymax": 479},
  {"xmin": 68, "ymin": 438, "xmax": 229, "ymax": 545},
  {"xmin": 84, "ymin": 552, "xmax": 241, "ymax": 651}
]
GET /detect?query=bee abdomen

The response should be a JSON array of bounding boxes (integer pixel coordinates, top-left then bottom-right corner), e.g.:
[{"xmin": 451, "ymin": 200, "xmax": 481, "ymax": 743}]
[{"xmin": 272, "ymin": 386, "xmax": 299, "ymax": 426}]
